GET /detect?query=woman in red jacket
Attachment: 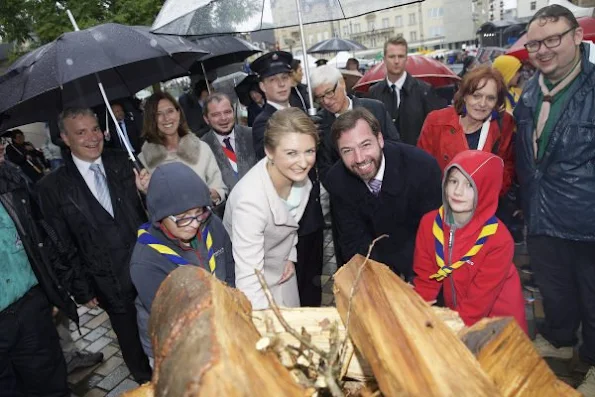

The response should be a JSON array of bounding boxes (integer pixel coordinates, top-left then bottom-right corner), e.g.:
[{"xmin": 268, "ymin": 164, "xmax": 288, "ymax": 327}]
[
  {"xmin": 417, "ymin": 66, "xmax": 515, "ymax": 197},
  {"xmin": 413, "ymin": 150, "xmax": 527, "ymax": 333}
]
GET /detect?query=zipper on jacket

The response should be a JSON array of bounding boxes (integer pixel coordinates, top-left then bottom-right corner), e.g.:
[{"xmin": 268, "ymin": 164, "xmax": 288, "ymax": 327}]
[{"xmin": 448, "ymin": 227, "xmax": 457, "ymax": 308}]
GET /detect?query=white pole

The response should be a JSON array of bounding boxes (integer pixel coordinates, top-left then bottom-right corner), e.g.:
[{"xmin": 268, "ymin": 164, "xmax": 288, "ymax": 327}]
[
  {"xmin": 294, "ymin": 0, "xmax": 316, "ymax": 116},
  {"xmin": 59, "ymin": 5, "xmax": 138, "ymax": 168}
]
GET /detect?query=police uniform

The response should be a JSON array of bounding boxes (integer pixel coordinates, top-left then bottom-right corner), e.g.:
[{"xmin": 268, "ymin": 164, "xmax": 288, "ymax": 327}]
[{"xmin": 250, "ymin": 51, "xmax": 325, "ymax": 307}]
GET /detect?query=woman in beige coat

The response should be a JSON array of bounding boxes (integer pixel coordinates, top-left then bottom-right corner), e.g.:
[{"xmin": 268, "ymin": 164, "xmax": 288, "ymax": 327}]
[
  {"xmin": 224, "ymin": 108, "xmax": 318, "ymax": 309},
  {"xmin": 138, "ymin": 92, "xmax": 227, "ymax": 204}
]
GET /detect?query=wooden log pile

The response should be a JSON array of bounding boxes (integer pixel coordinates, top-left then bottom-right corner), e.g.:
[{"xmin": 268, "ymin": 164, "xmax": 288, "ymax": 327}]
[{"xmin": 123, "ymin": 255, "xmax": 578, "ymax": 397}]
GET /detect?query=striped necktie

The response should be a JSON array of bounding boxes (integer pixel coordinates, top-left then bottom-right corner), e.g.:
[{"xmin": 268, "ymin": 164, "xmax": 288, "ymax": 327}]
[
  {"xmin": 222, "ymin": 137, "xmax": 238, "ymax": 176},
  {"xmin": 368, "ymin": 178, "xmax": 382, "ymax": 196},
  {"xmin": 89, "ymin": 163, "xmax": 114, "ymax": 217}
]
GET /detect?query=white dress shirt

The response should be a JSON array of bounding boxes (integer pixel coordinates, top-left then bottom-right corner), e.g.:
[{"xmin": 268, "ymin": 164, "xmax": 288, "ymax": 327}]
[
  {"xmin": 71, "ymin": 154, "xmax": 108, "ymax": 202},
  {"xmin": 214, "ymin": 128, "xmax": 236, "ymax": 152},
  {"xmin": 386, "ymin": 71, "xmax": 407, "ymax": 108},
  {"xmin": 267, "ymin": 101, "xmax": 289, "ymax": 111},
  {"xmin": 335, "ymin": 97, "xmax": 353, "ymax": 118},
  {"xmin": 365, "ymin": 154, "xmax": 386, "ymax": 194}
]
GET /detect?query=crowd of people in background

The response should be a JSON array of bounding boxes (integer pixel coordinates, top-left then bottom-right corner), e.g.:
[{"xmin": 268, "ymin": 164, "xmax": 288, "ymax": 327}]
[{"xmin": 2, "ymin": 3, "xmax": 595, "ymax": 396}]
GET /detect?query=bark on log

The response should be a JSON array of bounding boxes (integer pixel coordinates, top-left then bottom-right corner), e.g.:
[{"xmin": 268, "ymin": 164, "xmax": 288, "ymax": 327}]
[
  {"xmin": 459, "ymin": 317, "xmax": 582, "ymax": 397},
  {"xmin": 148, "ymin": 266, "xmax": 307, "ymax": 397},
  {"xmin": 333, "ymin": 254, "xmax": 501, "ymax": 396}
]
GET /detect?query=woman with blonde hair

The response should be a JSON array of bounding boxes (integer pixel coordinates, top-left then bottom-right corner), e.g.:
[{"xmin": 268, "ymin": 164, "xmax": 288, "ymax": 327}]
[
  {"xmin": 138, "ymin": 92, "xmax": 227, "ymax": 205},
  {"xmin": 223, "ymin": 108, "xmax": 319, "ymax": 309}
]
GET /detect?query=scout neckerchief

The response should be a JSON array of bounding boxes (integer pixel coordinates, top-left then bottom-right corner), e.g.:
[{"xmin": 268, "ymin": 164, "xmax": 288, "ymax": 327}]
[
  {"xmin": 430, "ymin": 206, "xmax": 498, "ymax": 281},
  {"xmin": 137, "ymin": 223, "xmax": 216, "ymax": 273}
]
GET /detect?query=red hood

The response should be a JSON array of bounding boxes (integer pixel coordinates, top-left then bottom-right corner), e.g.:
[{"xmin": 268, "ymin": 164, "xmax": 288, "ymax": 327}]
[{"xmin": 443, "ymin": 150, "xmax": 503, "ymax": 233}]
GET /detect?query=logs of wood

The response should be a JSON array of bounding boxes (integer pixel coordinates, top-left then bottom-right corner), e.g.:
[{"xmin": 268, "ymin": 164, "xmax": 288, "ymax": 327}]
[
  {"xmin": 333, "ymin": 254, "xmax": 502, "ymax": 396},
  {"xmin": 148, "ymin": 266, "xmax": 306, "ymax": 397},
  {"xmin": 459, "ymin": 317, "xmax": 581, "ymax": 397}
]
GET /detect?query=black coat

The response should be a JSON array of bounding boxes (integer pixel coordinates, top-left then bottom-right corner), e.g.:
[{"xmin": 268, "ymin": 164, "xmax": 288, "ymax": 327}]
[
  {"xmin": 36, "ymin": 150, "xmax": 147, "ymax": 313},
  {"xmin": 105, "ymin": 117, "xmax": 144, "ymax": 153},
  {"xmin": 325, "ymin": 141, "xmax": 442, "ymax": 278},
  {"xmin": 317, "ymin": 96, "xmax": 400, "ymax": 186},
  {"xmin": 0, "ymin": 162, "xmax": 78, "ymax": 323},
  {"xmin": 178, "ymin": 93, "xmax": 209, "ymax": 137},
  {"xmin": 289, "ymin": 83, "xmax": 311, "ymax": 112},
  {"xmin": 251, "ymin": 104, "xmax": 325, "ymax": 235},
  {"xmin": 368, "ymin": 75, "xmax": 447, "ymax": 146}
]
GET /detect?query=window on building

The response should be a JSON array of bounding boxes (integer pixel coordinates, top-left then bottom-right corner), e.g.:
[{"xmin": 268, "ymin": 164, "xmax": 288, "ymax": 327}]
[
  {"xmin": 410, "ymin": 31, "xmax": 417, "ymax": 41},
  {"xmin": 343, "ymin": 26, "xmax": 349, "ymax": 36},
  {"xmin": 409, "ymin": 13, "xmax": 416, "ymax": 25},
  {"xmin": 368, "ymin": 21, "xmax": 375, "ymax": 31},
  {"xmin": 309, "ymin": 35, "xmax": 314, "ymax": 44},
  {"xmin": 395, "ymin": 15, "xmax": 403, "ymax": 28},
  {"xmin": 382, "ymin": 18, "xmax": 389, "ymax": 29},
  {"xmin": 428, "ymin": 8, "xmax": 445, "ymax": 18},
  {"xmin": 429, "ymin": 26, "xmax": 444, "ymax": 37},
  {"xmin": 353, "ymin": 23, "xmax": 361, "ymax": 33},
  {"xmin": 530, "ymin": 1, "xmax": 536, "ymax": 10},
  {"xmin": 323, "ymin": 31, "xmax": 329, "ymax": 40}
]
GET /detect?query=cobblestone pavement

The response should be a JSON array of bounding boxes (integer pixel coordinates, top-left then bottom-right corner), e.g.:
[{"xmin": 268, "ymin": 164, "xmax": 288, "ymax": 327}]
[{"xmin": 68, "ymin": 230, "xmax": 584, "ymax": 395}]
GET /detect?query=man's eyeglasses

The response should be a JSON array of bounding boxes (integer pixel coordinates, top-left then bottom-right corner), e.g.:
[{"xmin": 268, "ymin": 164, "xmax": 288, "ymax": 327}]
[
  {"xmin": 524, "ymin": 27, "xmax": 575, "ymax": 53},
  {"xmin": 168, "ymin": 208, "xmax": 210, "ymax": 227},
  {"xmin": 314, "ymin": 82, "xmax": 338, "ymax": 103}
]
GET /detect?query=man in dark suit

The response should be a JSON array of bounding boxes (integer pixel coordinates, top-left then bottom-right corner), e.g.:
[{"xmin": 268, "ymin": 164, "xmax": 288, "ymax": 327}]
[
  {"xmin": 368, "ymin": 37, "xmax": 447, "ymax": 146},
  {"xmin": 36, "ymin": 108, "xmax": 152, "ymax": 382},
  {"xmin": 289, "ymin": 59, "xmax": 311, "ymax": 112},
  {"xmin": 105, "ymin": 101, "xmax": 143, "ymax": 153},
  {"xmin": 201, "ymin": 93, "xmax": 256, "ymax": 192},
  {"xmin": 250, "ymin": 51, "xmax": 325, "ymax": 307},
  {"xmin": 325, "ymin": 108, "xmax": 442, "ymax": 279},
  {"xmin": 310, "ymin": 64, "xmax": 400, "ymax": 184}
]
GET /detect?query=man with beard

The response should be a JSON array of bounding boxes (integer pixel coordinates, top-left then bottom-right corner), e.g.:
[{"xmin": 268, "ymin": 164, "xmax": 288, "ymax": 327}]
[
  {"xmin": 0, "ymin": 137, "xmax": 78, "ymax": 396},
  {"xmin": 36, "ymin": 108, "xmax": 152, "ymax": 383},
  {"xmin": 250, "ymin": 51, "xmax": 325, "ymax": 307},
  {"xmin": 325, "ymin": 108, "xmax": 442, "ymax": 279},
  {"xmin": 201, "ymin": 93, "xmax": 256, "ymax": 192}
]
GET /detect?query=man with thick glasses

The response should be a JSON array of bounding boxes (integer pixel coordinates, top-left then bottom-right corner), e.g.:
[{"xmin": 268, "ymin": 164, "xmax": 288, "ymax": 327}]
[
  {"xmin": 130, "ymin": 162, "xmax": 234, "ymax": 365},
  {"xmin": 514, "ymin": 5, "xmax": 595, "ymax": 394},
  {"xmin": 309, "ymin": 64, "xmax": 400, "ymax": 183}
]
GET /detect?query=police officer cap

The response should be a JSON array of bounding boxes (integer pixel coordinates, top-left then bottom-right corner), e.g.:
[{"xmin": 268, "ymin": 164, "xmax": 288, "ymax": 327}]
[{"xmin": 250, "ymin": 51, "xmax": 293, "ymax": 79}]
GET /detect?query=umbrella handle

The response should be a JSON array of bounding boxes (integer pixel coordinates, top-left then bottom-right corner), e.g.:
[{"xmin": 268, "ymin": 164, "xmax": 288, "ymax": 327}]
[
  {"xmin": 96, "ymin": 80, "xmax": 142, "ymax": 172},
  {"xmin": 294, "ymin": 0, "xmax": 316, "ymax": 116}
]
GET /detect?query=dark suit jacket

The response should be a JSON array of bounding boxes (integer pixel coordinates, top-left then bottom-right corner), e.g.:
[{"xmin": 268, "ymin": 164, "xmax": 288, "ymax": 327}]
[
  {"xmin": 317, "ymin": 96, "xmax": 400, "ymax": 186},
  {"xmin": 325, "ymin": 141, "xmax": 442, "ymax": 279},
  {"xmin": 289, "ymin": 83, "xmax": 311, "ymax": 112},
  {"xmin": 252, "ymin": 103, "xmax": 278, "ymax": 159},
  {"xmin": 368, "ymin": 75, "xmax": 447, "ymax": 146},
  {"xmin": 105, "ymin": 117, "xmax": 143, "ymax": 153},
  {"xmin": 251, "ymin": 104, "xmax": 324, "ymax": 236},
  {"xmin": 36, "ymin": 150, "xmax": 147, "ymax": 313},
  {"xmin": 201, "ymin": 125, "xmax": 257, "ymax": 192}
]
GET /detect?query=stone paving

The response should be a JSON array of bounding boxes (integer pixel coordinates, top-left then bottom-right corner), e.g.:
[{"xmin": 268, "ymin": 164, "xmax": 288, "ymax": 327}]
[{"xmin": 67, "ymin": 229, "xmax": 585, "ymax": 395}]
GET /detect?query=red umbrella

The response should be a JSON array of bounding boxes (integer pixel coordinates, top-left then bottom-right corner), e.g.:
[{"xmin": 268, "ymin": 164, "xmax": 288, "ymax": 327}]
[
  {"xmin": 507, "ymin": 17, "xmax": 595, "ymax": 61},
  {"xmin": 353, "ymin": 55, "xmax": 460, "ymax": 93}
]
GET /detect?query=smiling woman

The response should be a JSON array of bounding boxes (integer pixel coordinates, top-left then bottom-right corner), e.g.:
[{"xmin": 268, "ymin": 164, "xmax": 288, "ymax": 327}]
[
  {"xmin": 223, "ymin": 108, "xmax": 318, "ymax": 310},
  {"xmin": 137, "ymin": 92, "xmax": 228, "ymax": 205},
  {"xmin": 417, "ymin": 66, "xmax": 515, "ymax": 197}
]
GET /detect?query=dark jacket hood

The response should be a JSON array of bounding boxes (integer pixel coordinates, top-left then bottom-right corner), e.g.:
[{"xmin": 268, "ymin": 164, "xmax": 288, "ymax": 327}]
[{"xmin": 147, "ymin": 162, "xmax": 211, "ymax": 223}]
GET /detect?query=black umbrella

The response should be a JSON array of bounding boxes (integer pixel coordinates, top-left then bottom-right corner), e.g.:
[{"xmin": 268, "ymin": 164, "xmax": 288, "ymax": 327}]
[
  {"xmin": 234, "ymin": 74, "xmax": 260, "ymax": 107},
  {"xmin": 189, "ymin": 35, "xmax": 261, "ymax": 74},
  {"xmin": 307, "ymin": 38, "xmax": 367, "ymax": 54},
  {"xmin": 0, "ymin": 23, "xmax": 208, "ymax": 131}
]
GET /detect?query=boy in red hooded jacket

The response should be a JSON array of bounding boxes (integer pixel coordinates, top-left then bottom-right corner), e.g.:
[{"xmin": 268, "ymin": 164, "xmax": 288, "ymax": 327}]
[{"xmin": 413, "ymin": 150, "xmax": 527, "ymax": 333}]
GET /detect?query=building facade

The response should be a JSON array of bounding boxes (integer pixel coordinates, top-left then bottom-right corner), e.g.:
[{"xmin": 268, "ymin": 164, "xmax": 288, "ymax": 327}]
[{"xmin": 272, "ymin": 0, "xmax": 480, "ymax": 54}]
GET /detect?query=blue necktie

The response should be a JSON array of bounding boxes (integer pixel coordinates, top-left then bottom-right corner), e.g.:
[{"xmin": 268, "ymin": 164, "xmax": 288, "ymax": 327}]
[
  {"xmin": 368, "ymin": 178, "xmax": 382, "ymax": 196},
  {"xmin": 223, "ymin": 137, "xmax": 234, "ymax": 153},
  {"xmin": 90, "ymin": 164, "xmax": 114, "ymax": 217}
]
